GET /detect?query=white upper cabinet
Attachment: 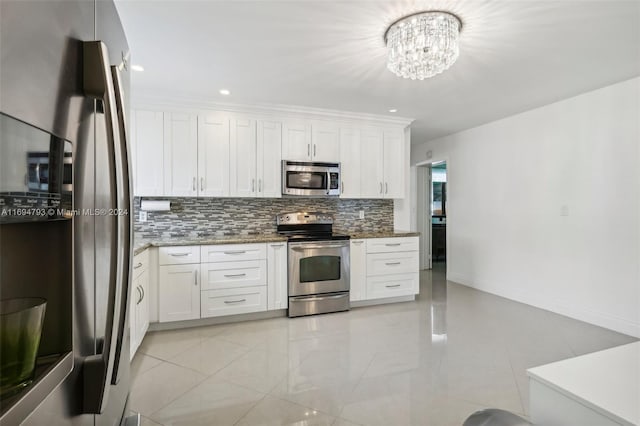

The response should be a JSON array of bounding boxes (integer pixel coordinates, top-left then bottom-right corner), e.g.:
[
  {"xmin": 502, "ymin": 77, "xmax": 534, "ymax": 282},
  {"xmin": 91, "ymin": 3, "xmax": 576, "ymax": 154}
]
[
  {"xmin": 382, "ymin": 128, "xmax": 405, "ymax": 198},
  {"xmin": 355, "ymin": 127, "xmax": 405, "ymax": 199},
  {"xmin": 131, "ymin": 110, "xmax": 164, "ymax": 196},
  {"xmin": 359, "ymin": 128, "xmax": 385, "ymax": 198},
  {"xmin": 131, "ymin": 106, "xmax": 409, "ymax": 200},
  {"xmin": 230, "ymin": 117, "xmax": 257, "ymax": 197},
  {"xmin": 163, "ymin": 112, "xmax": 198, "ymax": 196},
  {"xmin": 282, "ymin": 121, "xmax": 312, "ymax": 161},
  {"xmin": 198, "ymin": 112, "xmax": 230, "ymax": 197},
  {"xmin": 338, "ymin": 127, "xmax": 361, "ymax": 198},
  {"xmin": 311, "ymin": 122, "xmax": 340, "ymax": 162},
  {"xmin": 282, "ymin": 121, "xmax": 340, "ymax": 162},
  {"xmin": 256, "ymin": 120, "xmax": 282, "ymax": 198}
]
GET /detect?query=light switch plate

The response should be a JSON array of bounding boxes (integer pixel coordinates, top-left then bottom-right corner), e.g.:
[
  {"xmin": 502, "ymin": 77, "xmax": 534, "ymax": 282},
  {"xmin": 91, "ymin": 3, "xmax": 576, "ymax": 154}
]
[{"xmin": 359, "ymin": 210, "xmax": 365, "ymax": 219}]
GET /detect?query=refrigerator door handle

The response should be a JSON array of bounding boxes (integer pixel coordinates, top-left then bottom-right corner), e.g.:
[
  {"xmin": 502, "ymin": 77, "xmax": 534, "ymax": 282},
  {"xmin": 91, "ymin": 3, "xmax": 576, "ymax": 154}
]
[
  {"xmin": 109, "ymin": 63, "xmax": 133, "ymax": 388},
  {"xmin": 81, "ymin": 41, "xmax": 131, "ymax": 415}
]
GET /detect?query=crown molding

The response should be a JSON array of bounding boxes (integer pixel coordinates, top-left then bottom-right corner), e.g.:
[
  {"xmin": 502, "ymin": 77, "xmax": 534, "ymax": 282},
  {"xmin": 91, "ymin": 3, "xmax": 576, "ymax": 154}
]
[{"xmin": 131, "ymin": 92, "xmax": 415, "ymax": 127}]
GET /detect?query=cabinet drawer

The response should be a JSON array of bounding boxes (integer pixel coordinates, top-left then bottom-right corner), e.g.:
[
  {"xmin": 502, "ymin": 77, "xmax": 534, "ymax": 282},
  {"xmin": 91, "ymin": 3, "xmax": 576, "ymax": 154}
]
[
  {"xmin": 200, "ymin": 260, "xmax": 266, "ymax": 290},
  {"xmin": 366, "ymin": 237, "xmax": 418, "ymax": 253},
  {"xmin": 366, "ymin": 273, "xmax": 418, "ymax": 300},
  {"xmin": 132, "ymin": 248, "xmax": 149, "ymax": 279},
  {"xmin": 201, "ymin": 286, "xmax": 267, "ymax": 318},
  {"xmin": 201, "ymin": 243, "xmax": 267, "ymax": 263},
  {"xmin": 158, "ymin": 246, "xmax": 201, "ymax": 265},
  {"xmin": 367, "ymin": 252, "xmax": 418, "ymax": 276}
]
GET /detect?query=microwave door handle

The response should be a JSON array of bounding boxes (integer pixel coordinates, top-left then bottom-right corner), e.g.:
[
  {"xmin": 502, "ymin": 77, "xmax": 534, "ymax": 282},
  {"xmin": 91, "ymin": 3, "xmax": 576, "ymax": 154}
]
[
  {"xmin": 81, "ymin": 41, "xmax": 128, "ymax": 414},
  {"xmin": 327, "ymin": 171, "xmax": 331, "ymax": 193}
]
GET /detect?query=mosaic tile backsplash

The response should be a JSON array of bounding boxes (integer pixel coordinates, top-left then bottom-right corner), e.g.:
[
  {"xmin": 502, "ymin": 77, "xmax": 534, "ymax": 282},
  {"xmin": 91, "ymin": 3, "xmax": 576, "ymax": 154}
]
[{"xmin": 133, "ymin": 197, "xmax": 394, "ymax": 239}]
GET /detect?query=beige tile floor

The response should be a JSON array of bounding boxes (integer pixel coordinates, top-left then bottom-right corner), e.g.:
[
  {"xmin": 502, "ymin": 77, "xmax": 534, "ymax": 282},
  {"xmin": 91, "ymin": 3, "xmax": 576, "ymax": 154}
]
[{"xmin": 129, "ymin": 264, "xmax": 637, "ymax": 426}]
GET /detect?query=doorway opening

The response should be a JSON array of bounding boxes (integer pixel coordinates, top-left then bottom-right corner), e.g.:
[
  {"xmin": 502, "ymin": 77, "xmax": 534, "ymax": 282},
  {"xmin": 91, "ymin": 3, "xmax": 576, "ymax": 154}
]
[
  {"xmin": 431, "ymin": 161, "xmax": 447, "ymax": 274},
  {"xmin": 416, "ymin": 160, "xmax": 448, "ymax": 272}
]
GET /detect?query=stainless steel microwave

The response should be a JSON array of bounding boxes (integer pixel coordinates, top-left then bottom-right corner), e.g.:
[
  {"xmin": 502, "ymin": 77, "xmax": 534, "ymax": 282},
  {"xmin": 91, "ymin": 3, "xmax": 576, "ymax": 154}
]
[{"xmin": 282, "ymin": 160, "xmax": 340, "ymax": 197}]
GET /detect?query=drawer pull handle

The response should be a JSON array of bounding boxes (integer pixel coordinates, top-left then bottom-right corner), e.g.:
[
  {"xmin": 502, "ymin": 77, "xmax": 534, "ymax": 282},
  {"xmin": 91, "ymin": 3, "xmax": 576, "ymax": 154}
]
[
  {"xmin": 224, "ymin": 299, "xmax": 246, "ymax": 304},
  {"xmin": 224, "ymin": 273, "xmax": 246, "ymax": 278},
  {"xmin": 270, "ymin": 244, "xmax": 285, "ymax": 247},
  {"xmin": 133, "ymin": 262, "xmax": 143, "ymax": 269},
  {"xmin": 386, "ymin": 284, "xmax": 401, "ymax": 288},
  {"xmin": 223, "ymin": 250, "xmax": 246, "ymax": 255},
  {"xmin": 169, "ymin": 253, "xmax": 190, "ymax": 257},
  {"xmin": 385, "ymin": 243, "xmax": 401, "ymax": 247},
  {"xmin": 352, "ymin": 241, "xmax": 364, "ymax": 245},
  {"xmin": 385, "ymin": 262, "xmax": 401, "ymax": 266}
]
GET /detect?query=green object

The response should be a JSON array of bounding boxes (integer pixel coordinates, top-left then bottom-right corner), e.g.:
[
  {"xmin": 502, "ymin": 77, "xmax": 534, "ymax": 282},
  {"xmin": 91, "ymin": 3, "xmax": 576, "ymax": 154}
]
[{"xmin": 0, "ymin": 298, "xmax": 47, "ymax": 399}]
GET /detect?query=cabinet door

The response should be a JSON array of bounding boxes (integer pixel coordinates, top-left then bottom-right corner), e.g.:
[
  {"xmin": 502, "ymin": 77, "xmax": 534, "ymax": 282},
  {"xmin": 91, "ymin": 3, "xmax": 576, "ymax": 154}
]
[
  {"xmin": 339, "ymin": 127, "xmax": 361, "ymax": 198},
  {"xmin": 164, "ymin": 113, "xmax": 198, "ymax": 196},
  {"xmin": 129, "ymin": 275, "xmax": 139, "ymax": 360},
  {"xmin": 230, "ymin": 117, "xmax": 257, "ymax": 197},
  {"xmin": 349, "ymin": 239, "xmax": 366, "ymax": 301},
  {"xmin": 267, "ymin": 242, "xmax": 288, "ymax": 310},
  {"xmin": 257, "ymin": 120, "xmax": 282, "ymax": 198},
  {"xmin": 359, "ymin": 128, "xmax": 385, "ymax": 198},
  {"xmin": 383, "ymin": 128, "xmax": 405, "ymax": 198},
  {"xmin": 282, "ymin": 121, "xmax": 311, "ymax": 161},
  {"xmin": 311, "ymin": 122, "xmax": 340, "ymax": 162},
  {"xmin": 159, "ymin": 264, "xmax": 200, "ymax": 322},
  {"xmin": 136, "ymin": 269, "xmax": 150, "ymax": 347},
  {"xmin": 198, "ymin": 113, "xmax": 230, "ymax": 196},
  {"xmin": 131, "ymin": 110, "xmax": 164, "ymax": 196}
]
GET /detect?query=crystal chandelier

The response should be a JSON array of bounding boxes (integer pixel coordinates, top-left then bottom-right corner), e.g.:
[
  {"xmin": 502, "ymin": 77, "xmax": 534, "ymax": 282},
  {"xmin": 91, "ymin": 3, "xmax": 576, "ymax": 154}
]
[{"xmin": 385, "ymin": 11, "xmax": 462, "ymax": 80}]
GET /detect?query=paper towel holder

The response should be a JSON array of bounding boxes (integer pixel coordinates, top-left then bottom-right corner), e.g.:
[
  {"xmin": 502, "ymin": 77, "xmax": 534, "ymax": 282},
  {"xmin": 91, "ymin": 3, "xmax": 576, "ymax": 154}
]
[{"xmin": 140, "ymin": 199, "xmax": 171, "ymax": 212}]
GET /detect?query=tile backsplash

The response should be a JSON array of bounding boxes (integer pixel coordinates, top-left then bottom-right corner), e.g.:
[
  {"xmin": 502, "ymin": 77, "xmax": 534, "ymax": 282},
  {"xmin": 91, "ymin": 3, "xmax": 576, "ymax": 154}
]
[{"xmin": 133, "ymin": 197, "xmax": 393, "ymax": 239}]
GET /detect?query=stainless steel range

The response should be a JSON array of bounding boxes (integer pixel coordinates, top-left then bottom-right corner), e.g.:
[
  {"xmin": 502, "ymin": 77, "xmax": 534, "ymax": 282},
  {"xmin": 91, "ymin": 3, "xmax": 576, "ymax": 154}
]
[{"xmin": 276, "ymin": 212, "xmax": 350, "ymax": 317}]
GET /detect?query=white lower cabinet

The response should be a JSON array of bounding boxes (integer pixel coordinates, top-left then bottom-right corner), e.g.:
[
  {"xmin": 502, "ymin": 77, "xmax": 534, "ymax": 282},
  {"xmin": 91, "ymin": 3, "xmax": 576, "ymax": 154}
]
[
  {"xmin": 201, "ymin": 287, "xmax": 267, "ymax": 318},
  {"xmin": 267, "ymin": 242, "xmax": 287, "ymax": 310},
  {"xmin": 153, "ymin": 237, "xmax": 418, "ymax": 325},
  {"xmin": 366, "ymin": 273, "xmax": 419, "ymax": 300},
  {"xmin": 158, "ymin": 263, "xmax": 200, "ymax": 322},
  {"xmin": 130, "ymin": 249, "xmax": 150, "ymax": 359},
  {"xmin": 200, "ymin": 243, "xmax": 269, "ymax": 318},
  {"xmin": 364, "ymin": 236, "xmax": 419, "ymax": 300},
  {"xmin": 349, "ymin": 240, "xmax": 366, "ymax": 301}
]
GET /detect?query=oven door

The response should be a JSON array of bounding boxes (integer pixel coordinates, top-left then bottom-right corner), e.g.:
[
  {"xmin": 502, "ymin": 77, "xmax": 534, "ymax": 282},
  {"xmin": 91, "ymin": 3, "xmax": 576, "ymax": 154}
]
[{"xmin": 288, "ymin": 240, "xmax": 350, "ymax": 296}]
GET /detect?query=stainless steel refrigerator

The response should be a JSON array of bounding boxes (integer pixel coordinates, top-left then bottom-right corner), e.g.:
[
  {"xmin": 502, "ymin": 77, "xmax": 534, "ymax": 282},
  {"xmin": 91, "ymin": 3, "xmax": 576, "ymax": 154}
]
[{"xmin": 0, "ymin": 1, "xmax": 135, "ymax": 424}]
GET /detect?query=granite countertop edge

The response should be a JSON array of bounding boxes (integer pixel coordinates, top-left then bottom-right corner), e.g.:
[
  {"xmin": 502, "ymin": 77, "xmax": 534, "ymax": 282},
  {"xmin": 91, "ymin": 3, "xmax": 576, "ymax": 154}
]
[{"xmin": 133, "ymin": 231, "xmax": 420, "ymax": 255}]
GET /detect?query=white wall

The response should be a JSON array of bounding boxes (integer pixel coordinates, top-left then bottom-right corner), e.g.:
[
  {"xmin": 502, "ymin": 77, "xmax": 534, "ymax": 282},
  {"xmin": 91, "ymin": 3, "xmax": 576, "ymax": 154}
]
[{"xmin": 412, "ymin": 77, "xmax": 640, "ymax": 337}]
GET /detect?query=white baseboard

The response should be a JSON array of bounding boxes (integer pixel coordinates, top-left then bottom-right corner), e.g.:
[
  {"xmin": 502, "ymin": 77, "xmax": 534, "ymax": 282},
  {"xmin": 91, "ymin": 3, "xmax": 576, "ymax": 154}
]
[{"xmin": 447, "ymin": 272, "xmax": 640, "ymax": 338}]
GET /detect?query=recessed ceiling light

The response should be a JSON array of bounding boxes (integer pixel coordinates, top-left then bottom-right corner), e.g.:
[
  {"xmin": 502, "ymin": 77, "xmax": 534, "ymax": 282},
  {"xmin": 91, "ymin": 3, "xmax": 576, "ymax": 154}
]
[
  {"xmin": 219, "ymin": 89, "xmax": 231, "ymax": 95},
  {"xmin": 131, "ymin": 64, "xmax": 144, "ymax": 72},
  {"xmin": 389, "ymin": 108, "xmax": 398, "ymax": 113}
]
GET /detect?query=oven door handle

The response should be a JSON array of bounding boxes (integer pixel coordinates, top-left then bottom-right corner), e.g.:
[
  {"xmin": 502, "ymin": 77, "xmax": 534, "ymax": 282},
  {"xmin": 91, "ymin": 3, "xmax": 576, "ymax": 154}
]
[
  {"xmin": 290, "ymin": 243, "xmax": 349, "ymax": 250},
  {"xmin": 290, "ymin": 294, "xmax": 347, "ymax": 302}
]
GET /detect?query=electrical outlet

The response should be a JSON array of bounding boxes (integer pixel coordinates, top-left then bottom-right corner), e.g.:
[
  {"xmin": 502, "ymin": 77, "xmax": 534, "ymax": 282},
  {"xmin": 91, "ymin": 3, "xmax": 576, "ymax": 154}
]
[
  {"xmin": 139, "ymin": 211, "xmax": 148, "ymax": 222},
  {"xmin": 359, "ymin": 210, "xmax": 365, "ymax": 219}
]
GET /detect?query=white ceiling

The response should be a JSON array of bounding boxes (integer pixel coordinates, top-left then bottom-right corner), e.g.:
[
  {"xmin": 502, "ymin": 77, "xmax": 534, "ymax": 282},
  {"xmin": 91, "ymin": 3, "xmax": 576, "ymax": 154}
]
[{"xmin": 115, "ymin": 0, "xmax": 640, "ymax": 143}]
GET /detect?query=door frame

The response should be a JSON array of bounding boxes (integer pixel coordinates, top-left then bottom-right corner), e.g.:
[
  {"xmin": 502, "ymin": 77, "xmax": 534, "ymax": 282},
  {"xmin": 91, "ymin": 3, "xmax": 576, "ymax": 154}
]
[{"xmin": 415, "ymin": 156, "xmax": 450, "ymax": 274}]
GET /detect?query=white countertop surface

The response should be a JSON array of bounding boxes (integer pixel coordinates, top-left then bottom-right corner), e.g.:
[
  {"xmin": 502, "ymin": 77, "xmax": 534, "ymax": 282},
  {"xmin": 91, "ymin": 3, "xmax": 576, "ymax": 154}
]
[{"xmin": 527, "ymin": 341, "xmax": 640, "ymax": 425}]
